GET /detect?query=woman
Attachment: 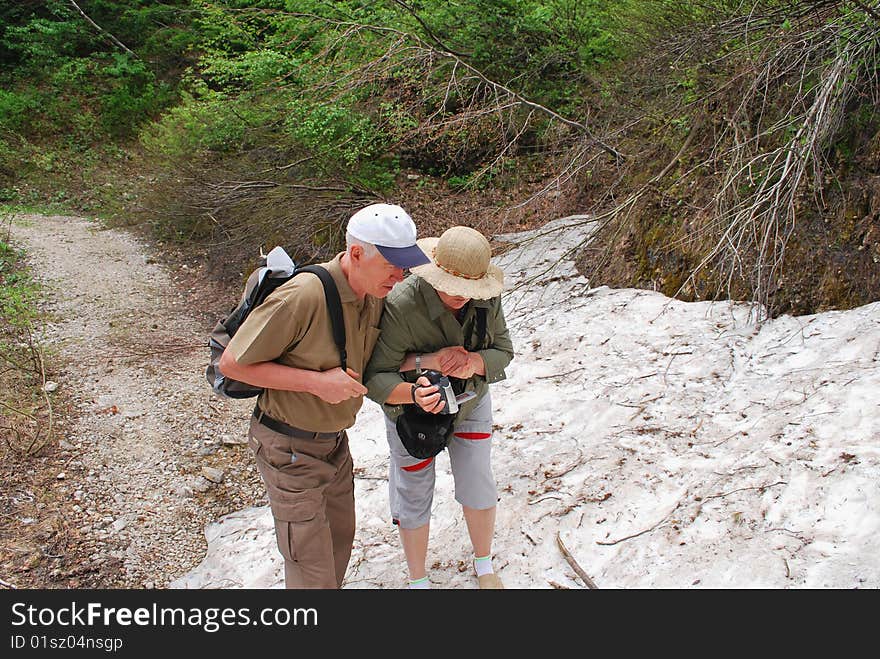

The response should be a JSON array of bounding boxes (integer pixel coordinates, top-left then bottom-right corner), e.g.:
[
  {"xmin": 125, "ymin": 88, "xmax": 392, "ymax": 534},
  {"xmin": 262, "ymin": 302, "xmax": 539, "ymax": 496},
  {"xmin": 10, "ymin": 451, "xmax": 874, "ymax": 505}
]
[{"xmin": 364, "ymin": 225, "xmax": 514, "ymax": 589}]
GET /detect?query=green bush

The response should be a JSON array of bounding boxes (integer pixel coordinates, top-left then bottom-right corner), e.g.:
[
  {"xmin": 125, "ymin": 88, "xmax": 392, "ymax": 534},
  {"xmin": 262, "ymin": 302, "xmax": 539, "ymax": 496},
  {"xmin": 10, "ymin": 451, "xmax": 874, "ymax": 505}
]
[
  {"xmin": 140, "ymin": 87, "xmax": 251, "ymax": 158},
  {"xmin": 0, "ymin": 89, "xmax": 33, "ymax": 132},
  {"xmin": 0, "ymin": 240, "xmax": 39, "ymax": 329}
]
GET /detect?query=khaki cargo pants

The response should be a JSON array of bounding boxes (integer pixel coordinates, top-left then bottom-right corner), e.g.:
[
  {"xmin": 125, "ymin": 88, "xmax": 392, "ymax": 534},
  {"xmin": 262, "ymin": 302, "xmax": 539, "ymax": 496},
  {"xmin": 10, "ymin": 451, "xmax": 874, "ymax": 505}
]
[{"xmin": 248, "ymin": 416, "xmax": 355, "ymax": 589}]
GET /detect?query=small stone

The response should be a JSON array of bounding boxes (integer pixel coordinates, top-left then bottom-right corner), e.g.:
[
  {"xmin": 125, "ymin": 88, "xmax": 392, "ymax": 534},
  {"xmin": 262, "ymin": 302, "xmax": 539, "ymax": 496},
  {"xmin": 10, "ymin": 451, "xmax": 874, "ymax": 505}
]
[
  {"xmin": 173, "ymin": 484, "xmax": 194, "ymax": 498},
  {"xmin": 190, "ymin": 478, "xmax": 210, "ymax": 493},
  {"xmin": 43, "ymin": 381, "xmax": 58, "ymax": 393},
  {"xmin": 201, "ymin": 467, "xmax": 225, "ymax": 483},
  {"xmin": 56, "ymin": 472, "xmax": 66, "ymax": 480}
]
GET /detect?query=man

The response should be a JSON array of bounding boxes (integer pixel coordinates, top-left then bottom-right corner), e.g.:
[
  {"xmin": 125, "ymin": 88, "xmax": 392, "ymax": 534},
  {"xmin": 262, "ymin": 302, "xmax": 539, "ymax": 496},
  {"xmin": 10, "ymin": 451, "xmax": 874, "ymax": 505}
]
[
  {"xmin": 364, "ymin": 226, "xmax": 514, "ymax": 589},
  {"xmin": 218, "ymin": 203, "xmax": 429, "ymax": 589}
]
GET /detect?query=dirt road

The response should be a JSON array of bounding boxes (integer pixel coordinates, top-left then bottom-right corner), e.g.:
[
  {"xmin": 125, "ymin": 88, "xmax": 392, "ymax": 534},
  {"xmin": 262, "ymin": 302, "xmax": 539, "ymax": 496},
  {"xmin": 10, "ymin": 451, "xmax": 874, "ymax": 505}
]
[{"xmin": 4, "ymin": 214, "xmax": 264, "ymax": 588}]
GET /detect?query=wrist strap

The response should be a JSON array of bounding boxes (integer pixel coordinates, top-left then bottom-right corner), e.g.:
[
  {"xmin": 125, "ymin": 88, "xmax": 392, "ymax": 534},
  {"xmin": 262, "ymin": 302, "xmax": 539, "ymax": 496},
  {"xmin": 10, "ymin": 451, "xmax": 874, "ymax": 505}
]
[
  {"xmin": 410, "ymin": 383, "xmax": 418, "ymax": 404},
  {"xmin": 415, "ymin": 353, "xmax": 422, "ymax": 374}
]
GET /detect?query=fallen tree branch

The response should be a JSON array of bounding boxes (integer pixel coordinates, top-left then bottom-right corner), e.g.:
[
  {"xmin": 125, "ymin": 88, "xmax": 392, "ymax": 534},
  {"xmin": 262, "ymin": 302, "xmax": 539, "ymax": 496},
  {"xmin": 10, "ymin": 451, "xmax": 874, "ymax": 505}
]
[
  {"xmin": 556, "ymin": 532, "xmax": 598, "ymax": 589},
  {"xmin": 702, "ymin": 481, "xmax": 788, "ymax": 501},
  {"xmin": 847, "ymin": 0, "xmax": 880, "ymax": 22}
]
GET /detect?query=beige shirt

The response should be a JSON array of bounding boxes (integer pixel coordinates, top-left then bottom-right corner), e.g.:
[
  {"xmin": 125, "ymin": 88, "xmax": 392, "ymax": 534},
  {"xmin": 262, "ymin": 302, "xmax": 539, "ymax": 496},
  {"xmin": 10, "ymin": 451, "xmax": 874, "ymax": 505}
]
[{"xmin": 227, "ymin": 253, "xmax": 383, "ymax": 432}]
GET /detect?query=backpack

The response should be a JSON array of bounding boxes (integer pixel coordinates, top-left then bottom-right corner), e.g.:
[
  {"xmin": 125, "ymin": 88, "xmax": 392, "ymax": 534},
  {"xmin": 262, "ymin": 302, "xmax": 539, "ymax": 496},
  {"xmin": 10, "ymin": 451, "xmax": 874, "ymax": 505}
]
[
  {"xmin": 206, "ymin": 246, "xmax": 346, "ymax": 399},
  {"xmin": 394, "ymin": 305, "xmax": 488, "ymax": 459}
]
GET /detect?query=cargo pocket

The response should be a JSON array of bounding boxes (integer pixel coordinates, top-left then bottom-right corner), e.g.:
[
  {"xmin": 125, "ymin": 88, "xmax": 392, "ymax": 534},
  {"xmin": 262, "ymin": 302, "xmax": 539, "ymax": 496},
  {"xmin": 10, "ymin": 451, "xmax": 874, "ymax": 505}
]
[
  {"xmin": 273, "ymin": 491, "xmax": 326, "ymax": 565},
  {"xmin": 272, "ymin": 488, "xmax": 321, "ymax": 523}
]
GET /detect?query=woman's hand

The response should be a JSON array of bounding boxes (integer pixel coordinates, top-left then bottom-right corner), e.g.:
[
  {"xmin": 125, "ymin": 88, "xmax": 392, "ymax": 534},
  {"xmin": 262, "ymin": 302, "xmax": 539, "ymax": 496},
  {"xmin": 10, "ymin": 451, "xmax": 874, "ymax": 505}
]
[
  {"xmin": 445, "ymin": 352, "xmax": 485, "ymax": 379},
  {"xmin": 413, "ymin": 375, "xmax": 445, "ymax": 414},
  {"xmin": 430, "ymin": 346, "xmax": 469, "ymax": 374}
]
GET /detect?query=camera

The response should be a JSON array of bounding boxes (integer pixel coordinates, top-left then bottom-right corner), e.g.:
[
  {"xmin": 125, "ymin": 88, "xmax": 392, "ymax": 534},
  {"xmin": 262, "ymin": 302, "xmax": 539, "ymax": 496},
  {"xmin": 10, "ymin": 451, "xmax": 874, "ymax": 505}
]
[{"xmin": 422, "ymin": 370, "xmax": 459, "ymax": 414}]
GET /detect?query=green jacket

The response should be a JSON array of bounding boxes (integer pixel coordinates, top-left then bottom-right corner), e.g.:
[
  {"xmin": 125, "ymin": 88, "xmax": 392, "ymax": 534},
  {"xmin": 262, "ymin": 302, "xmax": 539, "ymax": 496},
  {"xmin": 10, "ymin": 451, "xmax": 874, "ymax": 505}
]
[{"xmin": 364, "ymin": 275, "xmax": 515, "ymax": 422}]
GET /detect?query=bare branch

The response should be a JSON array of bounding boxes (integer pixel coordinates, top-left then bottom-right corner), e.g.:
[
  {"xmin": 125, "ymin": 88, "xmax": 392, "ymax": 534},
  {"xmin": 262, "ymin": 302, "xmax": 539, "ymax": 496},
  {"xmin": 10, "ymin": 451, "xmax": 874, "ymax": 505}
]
[
  {"xmin": 847, "ymin": 0, "xmax": 880, "ymax": 21},
  {"xmin": 68, "ymin": 1, "xmax": 137, "ymax": 58},
  {"xmin": 556, "ymin": 532, "xmax": 598, "ymax": 589}
]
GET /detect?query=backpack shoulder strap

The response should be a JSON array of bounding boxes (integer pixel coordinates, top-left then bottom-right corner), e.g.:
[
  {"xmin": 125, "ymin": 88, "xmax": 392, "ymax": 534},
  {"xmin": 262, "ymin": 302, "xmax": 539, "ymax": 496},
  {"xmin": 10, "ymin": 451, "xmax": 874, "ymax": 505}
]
[
  {"xmin": 470, "ymin": 306, "xmax": 488, "ymax": 351},
  {"xmin": 298, "ymin": 265, "xmax": 347, "ymax": 371}
]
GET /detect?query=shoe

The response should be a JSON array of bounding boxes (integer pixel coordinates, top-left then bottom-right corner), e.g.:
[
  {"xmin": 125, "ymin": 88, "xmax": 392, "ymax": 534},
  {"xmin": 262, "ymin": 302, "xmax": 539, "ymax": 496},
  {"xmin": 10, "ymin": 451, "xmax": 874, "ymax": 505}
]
[{"xmin": 477, "ymin": 573, "xmax": 504, "ymax": 589}]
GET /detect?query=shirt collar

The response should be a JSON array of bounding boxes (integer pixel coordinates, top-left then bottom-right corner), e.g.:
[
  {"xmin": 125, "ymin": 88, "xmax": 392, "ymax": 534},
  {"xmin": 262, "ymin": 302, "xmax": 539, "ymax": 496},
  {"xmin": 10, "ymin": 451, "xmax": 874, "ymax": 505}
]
[{"xmin": 324, "ymin": 253, "xmax": 359, "ymax": 304}]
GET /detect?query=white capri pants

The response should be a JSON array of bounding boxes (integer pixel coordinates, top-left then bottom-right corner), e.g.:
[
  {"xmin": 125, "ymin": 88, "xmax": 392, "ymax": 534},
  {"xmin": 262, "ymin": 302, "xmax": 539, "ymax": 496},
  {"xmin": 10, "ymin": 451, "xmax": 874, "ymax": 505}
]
[{"xmin": 385, "ymin": 391, "xmax": 497, "ymax": 529}]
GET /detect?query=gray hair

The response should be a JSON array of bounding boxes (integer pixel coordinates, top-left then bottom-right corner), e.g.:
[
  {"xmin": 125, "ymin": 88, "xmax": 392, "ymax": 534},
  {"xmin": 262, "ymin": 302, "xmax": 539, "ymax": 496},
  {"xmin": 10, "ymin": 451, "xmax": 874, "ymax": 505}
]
[{"xmin": 345, "ymin": 232, "xmax": 379, "ymax": 257}]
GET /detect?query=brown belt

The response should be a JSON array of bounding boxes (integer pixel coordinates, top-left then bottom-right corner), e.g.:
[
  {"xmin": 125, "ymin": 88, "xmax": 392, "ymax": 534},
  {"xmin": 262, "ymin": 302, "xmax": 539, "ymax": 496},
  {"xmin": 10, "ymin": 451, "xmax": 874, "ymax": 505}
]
[{"xmin": 252, "ymin": 405, "xmax": 343, "ymax": 440}]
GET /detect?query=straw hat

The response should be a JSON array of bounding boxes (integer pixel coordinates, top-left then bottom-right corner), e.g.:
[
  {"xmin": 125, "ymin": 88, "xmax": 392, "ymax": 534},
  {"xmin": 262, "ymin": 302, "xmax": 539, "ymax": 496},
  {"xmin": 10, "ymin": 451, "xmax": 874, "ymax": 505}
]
[{"xmin": 410, "ymin": 226, "xmax": 504, "ymax": 300}]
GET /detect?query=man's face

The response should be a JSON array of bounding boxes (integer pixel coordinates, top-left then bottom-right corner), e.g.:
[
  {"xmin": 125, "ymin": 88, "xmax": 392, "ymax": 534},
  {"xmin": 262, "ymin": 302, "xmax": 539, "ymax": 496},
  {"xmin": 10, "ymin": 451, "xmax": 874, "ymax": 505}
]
[{"xmin": 357, "ymin": 247, "xmax": 405, "ymax": 298}]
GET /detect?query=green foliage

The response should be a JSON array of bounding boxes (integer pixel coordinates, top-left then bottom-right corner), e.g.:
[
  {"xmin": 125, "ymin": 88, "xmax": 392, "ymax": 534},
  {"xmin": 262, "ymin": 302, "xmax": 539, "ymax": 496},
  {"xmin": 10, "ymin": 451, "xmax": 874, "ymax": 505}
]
[
  {"xmin": 1, "ymin": 1, "xmax": 196, "ymax": 142},
  {"xmin": 0, "ymin": 239, "xmax": 39, "ymax": 330},
  {"xmin": 99, "ymin": 54, "xmax": 175, "ymax": 137},
  {"xmin": 140, "ymin": 87, "xmax": 250, "ymax": 157},
  {"xmin": 395, "ymin": 0, "xmax": 621, "ymax": 109},
  {"xmin": 285, "ymin": 101, "xmax": 384, "ymax": 168},
  {"xmin": 0, "ymin": 89, "xmax": 35, "ymax": 133}
]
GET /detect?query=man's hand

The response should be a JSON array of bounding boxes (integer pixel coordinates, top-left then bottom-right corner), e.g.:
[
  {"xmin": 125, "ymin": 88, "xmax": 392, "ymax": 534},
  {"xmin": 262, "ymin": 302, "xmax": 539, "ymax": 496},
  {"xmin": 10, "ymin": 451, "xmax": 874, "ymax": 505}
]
[
  {"xmin": 310, "ymin": 367, "xmax": 368, "ymax": 404},
  {"xmin": 431, "ymin": 346, "xmax": 469, "ymax": 375},
  {"xmin": 413, "ymin": 375, "xmax": 444, "ymax": 414}
]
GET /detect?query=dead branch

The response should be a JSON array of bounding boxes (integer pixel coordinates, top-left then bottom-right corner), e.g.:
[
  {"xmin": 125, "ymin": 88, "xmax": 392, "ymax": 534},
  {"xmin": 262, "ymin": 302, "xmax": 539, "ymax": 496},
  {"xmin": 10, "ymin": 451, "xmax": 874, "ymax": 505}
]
[
  {"xmin": 27, "ymin": 326, "xmax": 53, "ymax": 456},
  {"xmin": 595, "ymin": 519, "xmax": 667, "ymax": 547},
  {"xmin": 68, "ymin": 1, "xmax": 137, "ymax": 58},
  {"xmin": 556, "ymin": 532, "xmax": 598, "ymax": 589},
  {"xmin": 702, "ymin": 481, "xmax": 788, "ymax": 501},
  {"xmin": 847, "ymin": 0, "xmax": 880, "ymax": 21},
  {"xmin": 229, "ymin": 8, "xmax": 624, "ymax": 162},
  {"xmin": 0, "ymin": 400, "xmax": 38, "ymax": 421},
  {"xmin": 535, "ymin": 368, "xmax": 584, "ymax": 380}
]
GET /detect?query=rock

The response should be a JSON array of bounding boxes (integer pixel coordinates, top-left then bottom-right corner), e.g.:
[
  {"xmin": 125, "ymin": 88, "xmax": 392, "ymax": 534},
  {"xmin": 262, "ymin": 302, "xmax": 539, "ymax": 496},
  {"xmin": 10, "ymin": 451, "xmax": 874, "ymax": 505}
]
[
  {"xmin": 221, "ymin": 434, "xmax": 246, "ymax": 445},
  {"xmin": 193, "ymin": 478, "xmax": 212, "ymax": 493},
  {"xmin": 201, "ymin": 467, "xmax": 225, "ymax": 483},
  {"xmin": 43, "ymin": 381, "xmax": 58, "ymax": 393},
  {"xmin": 56, "ymin": 472, "xmax": 66, "ymax": 480},
  {"xmin": 173, "ymin": 484, "xmax": 194, "ymax": 498}
]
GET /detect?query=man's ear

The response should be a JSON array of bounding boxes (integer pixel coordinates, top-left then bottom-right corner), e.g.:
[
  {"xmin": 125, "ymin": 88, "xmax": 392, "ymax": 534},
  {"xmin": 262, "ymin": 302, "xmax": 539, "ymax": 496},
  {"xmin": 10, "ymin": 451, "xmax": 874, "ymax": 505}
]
[{"xmin": 348, "ymin": 244, "xmax": 363, "ymax": 262}]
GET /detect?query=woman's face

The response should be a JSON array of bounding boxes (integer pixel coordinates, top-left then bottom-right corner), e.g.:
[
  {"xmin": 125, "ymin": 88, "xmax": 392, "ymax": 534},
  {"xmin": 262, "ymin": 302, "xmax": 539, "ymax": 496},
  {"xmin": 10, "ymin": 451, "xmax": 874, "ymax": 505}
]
[{"xmin": 437, "ymin": 289, "xmax": 470, "ymax": 310}]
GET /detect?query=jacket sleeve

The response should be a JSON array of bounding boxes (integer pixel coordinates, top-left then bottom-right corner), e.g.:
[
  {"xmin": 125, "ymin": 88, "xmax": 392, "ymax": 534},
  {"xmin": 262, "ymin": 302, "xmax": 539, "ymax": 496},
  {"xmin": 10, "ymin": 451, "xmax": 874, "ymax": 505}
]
[
  {"xmin": 364, "ymin": 302, "xmax": 414, "ymax": 414},
  {"xmin": 476, "ymin": 296, "xmax": 514, "ymax": 384}
]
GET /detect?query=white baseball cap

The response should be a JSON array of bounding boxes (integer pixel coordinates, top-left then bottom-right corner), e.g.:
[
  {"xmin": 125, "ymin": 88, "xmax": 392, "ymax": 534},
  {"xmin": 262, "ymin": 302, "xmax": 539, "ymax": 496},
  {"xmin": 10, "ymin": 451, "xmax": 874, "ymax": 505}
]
[{"xmin": 347, "ymin": 203, "xmax": 430, "ymax": 269}]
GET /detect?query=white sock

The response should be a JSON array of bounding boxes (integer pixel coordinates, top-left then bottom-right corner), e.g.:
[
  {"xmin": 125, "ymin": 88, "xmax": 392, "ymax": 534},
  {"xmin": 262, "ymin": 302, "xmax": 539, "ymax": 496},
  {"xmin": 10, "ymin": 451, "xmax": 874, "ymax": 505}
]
[
  {"xmin": 408, "ymin": 576, "xmax": 430, "ymax": 589},
  {"xmin": 474, "ymin": 555, "xmax": 494, "ymax": 577}
]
